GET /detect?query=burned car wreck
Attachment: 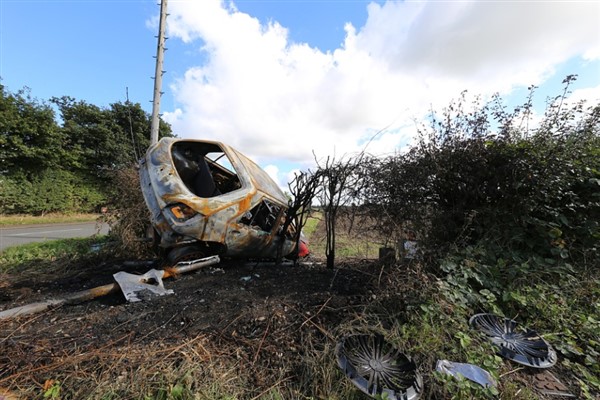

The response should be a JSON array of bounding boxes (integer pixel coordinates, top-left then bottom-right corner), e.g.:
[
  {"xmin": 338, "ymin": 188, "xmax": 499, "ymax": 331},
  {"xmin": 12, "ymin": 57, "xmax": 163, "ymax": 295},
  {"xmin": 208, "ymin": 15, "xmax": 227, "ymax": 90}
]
[{"xmin": 139, "ymin": 138, "xmax": 304, "ymax": 264}]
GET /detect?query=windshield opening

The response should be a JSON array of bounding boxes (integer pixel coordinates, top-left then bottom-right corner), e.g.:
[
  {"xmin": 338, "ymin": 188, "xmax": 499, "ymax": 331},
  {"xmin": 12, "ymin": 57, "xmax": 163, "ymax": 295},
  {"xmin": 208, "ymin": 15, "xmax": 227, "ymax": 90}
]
[{"xmin": 172, "ymin": 141, "xmax": 242, "ymax": 198}]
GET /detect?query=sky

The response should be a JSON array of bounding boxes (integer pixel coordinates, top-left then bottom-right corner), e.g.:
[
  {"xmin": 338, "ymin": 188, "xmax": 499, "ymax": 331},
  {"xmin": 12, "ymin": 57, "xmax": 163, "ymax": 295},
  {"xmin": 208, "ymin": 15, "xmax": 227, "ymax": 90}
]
[{"xmin": 2, "ymin": 0, "xmax": 599, "ymax": 189}]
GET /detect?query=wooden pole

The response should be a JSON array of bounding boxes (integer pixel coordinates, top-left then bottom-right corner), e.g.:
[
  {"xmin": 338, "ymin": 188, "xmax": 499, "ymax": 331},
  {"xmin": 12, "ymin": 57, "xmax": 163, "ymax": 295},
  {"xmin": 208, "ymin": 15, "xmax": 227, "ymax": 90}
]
[{"xmin": 150, "ymin": 0, "xmax": 168, "ymax": 145}]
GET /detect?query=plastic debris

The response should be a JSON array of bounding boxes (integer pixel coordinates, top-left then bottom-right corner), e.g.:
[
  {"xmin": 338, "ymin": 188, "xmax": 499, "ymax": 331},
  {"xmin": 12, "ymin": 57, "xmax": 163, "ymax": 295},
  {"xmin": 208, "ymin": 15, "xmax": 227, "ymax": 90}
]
[
  {"xmin": 114, "ymin": 269, "xmax": 174, "ymax": 303},
  {"xmin": 436, "ymin": 360, "xmax": 497, "ymax": 388},
  {"xmin": 336, "ymin": 334, "xmax": 423, "ymax": 400},
  {"xmin": 469, "ymin": 313, "xmax": 557, "ymax": 368},
  {"xmin": 403, "ymin": 240, "xmax": 418, "ymax": 259}
]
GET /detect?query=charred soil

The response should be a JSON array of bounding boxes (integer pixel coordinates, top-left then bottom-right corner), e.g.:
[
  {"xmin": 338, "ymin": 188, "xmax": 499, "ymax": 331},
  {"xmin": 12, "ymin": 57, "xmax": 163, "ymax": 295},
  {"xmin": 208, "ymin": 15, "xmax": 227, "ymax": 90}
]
[{"xmin": 1, "ymin": 254, "xmax": 382, "ymax": 399}]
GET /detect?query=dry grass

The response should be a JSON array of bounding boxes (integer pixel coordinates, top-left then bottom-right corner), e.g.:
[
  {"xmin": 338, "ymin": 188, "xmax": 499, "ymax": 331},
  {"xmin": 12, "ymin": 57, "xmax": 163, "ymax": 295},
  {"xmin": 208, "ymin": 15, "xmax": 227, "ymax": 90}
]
[
  {"xmin": 0, "ymin": 213, "xmax": 100, "ymax": 226},
  {"xmin": 99, "ymin": 166, "xmax": 156, "ymax": 260},
  {"xmin": 1, "ymin": 331, "xmax": 249, "ymax": 399},
  {"xmin": 0, "ymin": 296, "xmax": 367, "ymax": 399}
]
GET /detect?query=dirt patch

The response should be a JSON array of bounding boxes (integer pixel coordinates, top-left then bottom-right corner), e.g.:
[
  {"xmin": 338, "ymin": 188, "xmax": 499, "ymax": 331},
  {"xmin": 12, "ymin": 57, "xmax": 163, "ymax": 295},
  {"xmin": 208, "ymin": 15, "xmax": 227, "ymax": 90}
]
[{"xmin": 0, "ymin": 255, "xmax": 380, "ymax": 398}]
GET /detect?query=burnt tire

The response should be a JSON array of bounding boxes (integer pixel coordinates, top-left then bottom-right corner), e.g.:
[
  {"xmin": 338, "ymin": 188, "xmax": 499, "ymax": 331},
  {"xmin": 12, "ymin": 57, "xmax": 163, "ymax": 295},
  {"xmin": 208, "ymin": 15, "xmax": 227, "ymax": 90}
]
[{"xmin": 166, "ymin": 245, "xmax": 206, "ymax": 265}]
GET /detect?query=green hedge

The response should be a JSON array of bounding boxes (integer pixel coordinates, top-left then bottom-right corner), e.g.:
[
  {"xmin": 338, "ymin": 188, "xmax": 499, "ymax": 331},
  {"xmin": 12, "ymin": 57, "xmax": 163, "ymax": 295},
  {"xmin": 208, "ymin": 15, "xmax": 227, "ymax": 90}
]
[{"xmin": 0, "ymin": 169, "xmax": 107, "ymax": 215}]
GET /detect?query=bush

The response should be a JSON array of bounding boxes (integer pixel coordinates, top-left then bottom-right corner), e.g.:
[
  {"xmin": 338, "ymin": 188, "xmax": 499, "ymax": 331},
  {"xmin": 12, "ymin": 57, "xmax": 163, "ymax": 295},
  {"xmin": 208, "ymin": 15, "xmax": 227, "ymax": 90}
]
[
  {"xmin": 362, "ymin": 77, "xmax": 600, "ymax": 272},
  {"xmin": 100, "ymin": 165, "xmax": 155, "ymax": 258},
  {"xmin": 0, "ymin": 174, "xmax": 35, "ymax": 214},
  {"xmin": 0, "ymin": 169, "xmax": 107, "ymax": 215}
]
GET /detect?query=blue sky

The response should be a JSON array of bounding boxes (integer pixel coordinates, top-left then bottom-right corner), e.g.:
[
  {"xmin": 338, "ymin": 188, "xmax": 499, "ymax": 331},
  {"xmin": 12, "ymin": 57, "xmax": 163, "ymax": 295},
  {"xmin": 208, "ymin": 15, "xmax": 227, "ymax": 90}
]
[
  {"xmin": 2, "ymin": 0, "xmax": 599, "ymax": 187},
  {"xmin": 1, "ymin": 0, "xmax": 374, "ymax": 112}
]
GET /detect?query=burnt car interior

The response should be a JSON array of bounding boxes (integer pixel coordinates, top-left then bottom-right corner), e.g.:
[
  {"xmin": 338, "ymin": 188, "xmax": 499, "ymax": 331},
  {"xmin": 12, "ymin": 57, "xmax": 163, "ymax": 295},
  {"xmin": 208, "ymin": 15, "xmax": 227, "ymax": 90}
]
[
  {"xmin": 240, "ymin": 199, "xmax": 283, "ymax": 233},
  {"xmin": 172, "ymin": 141, "xmax": 242, "ymax": 198}
]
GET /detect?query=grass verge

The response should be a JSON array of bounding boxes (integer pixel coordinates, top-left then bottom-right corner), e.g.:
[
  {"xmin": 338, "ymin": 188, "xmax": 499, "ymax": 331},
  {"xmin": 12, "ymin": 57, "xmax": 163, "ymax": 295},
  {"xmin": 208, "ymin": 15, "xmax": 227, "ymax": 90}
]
[
  {"xmin": 0, "ymin": 213, "xmax": 101, "ymax": 226},
  {"xmin": 0, "ymin": 236, "xmax": 109, "ymax": 273}
]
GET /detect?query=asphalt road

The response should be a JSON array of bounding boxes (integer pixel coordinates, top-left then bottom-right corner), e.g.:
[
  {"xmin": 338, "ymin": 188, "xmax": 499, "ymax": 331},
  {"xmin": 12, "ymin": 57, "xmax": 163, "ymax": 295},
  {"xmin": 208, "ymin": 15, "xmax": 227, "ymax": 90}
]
[{"xmin": 0, "ymin": 222, "xmax": 110, "ymax": 252}]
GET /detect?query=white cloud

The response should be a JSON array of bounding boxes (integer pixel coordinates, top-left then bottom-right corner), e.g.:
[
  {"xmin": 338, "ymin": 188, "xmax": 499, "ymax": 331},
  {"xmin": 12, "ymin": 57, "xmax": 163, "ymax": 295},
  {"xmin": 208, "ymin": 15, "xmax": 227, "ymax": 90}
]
[
  {"xmin": 263, "ymin": 164, "xmax": 280, "ymax": 186},
  {"xmin": 162, "ymin": 0, "xmax": 600, "ymax": 175},
  {"xmin": 568, "ymin": 84, "xmax": 600, "ymax": 105},
  {"xmin": 356, "ymin": 1, "xmax": 599, "ymax": 86}
]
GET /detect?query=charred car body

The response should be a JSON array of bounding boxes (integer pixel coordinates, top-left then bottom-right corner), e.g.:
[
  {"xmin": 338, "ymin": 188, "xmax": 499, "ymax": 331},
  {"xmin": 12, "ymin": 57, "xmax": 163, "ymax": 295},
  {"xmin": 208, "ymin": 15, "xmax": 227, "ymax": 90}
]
[{"xmin": 140, "ymin": 138, "xmax": 301, "ymax": 264}]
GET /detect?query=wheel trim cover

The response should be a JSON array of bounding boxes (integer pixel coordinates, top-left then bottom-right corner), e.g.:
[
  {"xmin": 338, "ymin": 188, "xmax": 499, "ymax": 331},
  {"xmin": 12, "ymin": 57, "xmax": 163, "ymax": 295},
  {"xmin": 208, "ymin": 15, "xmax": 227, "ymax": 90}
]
[
  {"xmin": 469, "ymin": 313, "xmax": 557, "ymax": 368},
  {"xmin": 335, "ymin": 334, "xmax": 423, "ymax": 400}
]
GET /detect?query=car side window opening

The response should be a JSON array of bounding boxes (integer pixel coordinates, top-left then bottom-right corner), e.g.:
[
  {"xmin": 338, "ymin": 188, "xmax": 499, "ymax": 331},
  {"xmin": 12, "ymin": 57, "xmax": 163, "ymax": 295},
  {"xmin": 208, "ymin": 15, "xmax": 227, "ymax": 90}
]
[
  {"xmin": 171, "ymin": 142, "xmax": 242, "ymax": 198},
  {"xmin": 240, "ymin": 199, "xmax": 282, "ymax": 233}
]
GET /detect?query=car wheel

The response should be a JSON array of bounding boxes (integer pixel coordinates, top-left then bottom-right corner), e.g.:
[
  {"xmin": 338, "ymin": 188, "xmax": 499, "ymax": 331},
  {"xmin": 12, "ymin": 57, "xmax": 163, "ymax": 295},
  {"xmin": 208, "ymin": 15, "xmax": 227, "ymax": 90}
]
[{"xmin": 167, "ymin": 245, "xmax": 206, "ymax": 265}]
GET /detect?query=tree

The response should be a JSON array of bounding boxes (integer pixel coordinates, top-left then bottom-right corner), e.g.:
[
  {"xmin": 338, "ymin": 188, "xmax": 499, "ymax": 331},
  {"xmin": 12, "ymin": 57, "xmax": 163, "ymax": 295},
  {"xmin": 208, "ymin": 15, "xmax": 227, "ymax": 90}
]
[
  {"xmin": 109, "ymin": 100, "xmax": 171, "ymax": 162},
  {"xmin": 317, "ymin": 154, "xmax": 369, "ymax": 269},
  {"xmin": 0, "ymin": 85, "xmax": 64, "ymax": 175},
  {"xmin": 0, "ymin": 85, "xmax": 173, "ymax": 214},
  {"xmin": 51, "ymin": 96, "xmax": 173, "ymax": 175}
]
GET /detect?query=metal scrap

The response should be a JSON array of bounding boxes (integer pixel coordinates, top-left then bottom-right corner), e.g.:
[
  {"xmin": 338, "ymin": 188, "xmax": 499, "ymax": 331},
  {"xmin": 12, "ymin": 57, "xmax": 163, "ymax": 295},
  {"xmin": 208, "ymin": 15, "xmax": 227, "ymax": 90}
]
[
  {"xmin": 436, "ymin": 360, "xmax": 497, "ymax": 388},
  {"xmin": 113, "ymin": 269, "xmax": 173, "ymax": 303},
  {"xmin": 139, "ymin": 138, "xmax": 302, "ymax": 263}
]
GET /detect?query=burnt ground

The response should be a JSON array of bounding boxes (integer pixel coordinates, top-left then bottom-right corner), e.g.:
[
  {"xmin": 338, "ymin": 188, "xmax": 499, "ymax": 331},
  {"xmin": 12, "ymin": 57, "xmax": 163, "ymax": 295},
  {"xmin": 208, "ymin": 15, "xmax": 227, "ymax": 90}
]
[{"xmin": 0, "ymin": 253, "xmax": 384, "ymax": 399}]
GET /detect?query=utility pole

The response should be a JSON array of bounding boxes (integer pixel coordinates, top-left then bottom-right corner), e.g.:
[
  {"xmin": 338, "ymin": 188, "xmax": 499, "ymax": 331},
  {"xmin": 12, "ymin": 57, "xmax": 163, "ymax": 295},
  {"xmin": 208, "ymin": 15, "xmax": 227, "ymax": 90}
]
[{"xmin": 150, "ymin": 0, "xmax": 168, "ymax": 145}]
